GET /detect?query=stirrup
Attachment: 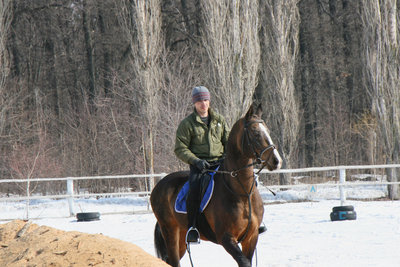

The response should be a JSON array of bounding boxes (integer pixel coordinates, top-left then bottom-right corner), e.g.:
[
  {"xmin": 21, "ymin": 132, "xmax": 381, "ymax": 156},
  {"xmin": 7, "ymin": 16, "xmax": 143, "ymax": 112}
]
[{"xmin": 186, "ymin": 227, "xmax": 200, "ymax": 244}]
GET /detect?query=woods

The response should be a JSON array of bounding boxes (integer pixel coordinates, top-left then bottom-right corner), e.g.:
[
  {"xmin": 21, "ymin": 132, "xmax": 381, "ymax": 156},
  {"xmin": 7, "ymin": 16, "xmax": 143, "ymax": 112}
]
[{"xmin": 0, "ymin": 0, "xmax": 399, "ymax": 196}]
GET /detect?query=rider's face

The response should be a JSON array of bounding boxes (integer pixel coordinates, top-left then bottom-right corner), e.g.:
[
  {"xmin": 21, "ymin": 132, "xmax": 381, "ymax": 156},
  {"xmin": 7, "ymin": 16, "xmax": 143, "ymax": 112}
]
[{"xmin": 194, "ymin": 99, "xmax": 210, "ymax": 117}]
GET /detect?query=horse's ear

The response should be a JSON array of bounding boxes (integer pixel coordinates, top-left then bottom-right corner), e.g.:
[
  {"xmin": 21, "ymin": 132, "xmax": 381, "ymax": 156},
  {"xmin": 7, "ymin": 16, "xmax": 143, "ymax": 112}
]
[
  {"xmin": 255, "ymin": 104, "xmax": 263, "ymax": 118},
  {"xmin": 245, "ymin": 103, "xmax": 262, "ymax": 120},
  {"xmin": 245, "ymin": 104, "xmax": 255, "ymax": 120}
]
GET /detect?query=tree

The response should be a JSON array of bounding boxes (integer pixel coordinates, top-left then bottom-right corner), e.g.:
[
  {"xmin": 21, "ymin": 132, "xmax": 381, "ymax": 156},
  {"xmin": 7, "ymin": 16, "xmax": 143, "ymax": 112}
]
[
  {"xmin": 258, "ymin": 0, "xmax": 301, "ymax": 184},
  {"xmin": 361, "ymin": 0, "xmax": 400, "ymax": 199},
  {"xmin": 200, "ymin": 0, "xmax": 260, "ymax": 125},
  {"xmin": 119, "ymin": 0, "xmax": 163, "ymax": 189}
]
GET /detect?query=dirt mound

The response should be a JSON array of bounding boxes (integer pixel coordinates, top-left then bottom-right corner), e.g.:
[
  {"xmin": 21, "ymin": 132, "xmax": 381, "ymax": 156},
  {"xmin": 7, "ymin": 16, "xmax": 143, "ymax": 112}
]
[{"xmin": 0, "ymin": 220, "xmax": 169, "ymax": 267}]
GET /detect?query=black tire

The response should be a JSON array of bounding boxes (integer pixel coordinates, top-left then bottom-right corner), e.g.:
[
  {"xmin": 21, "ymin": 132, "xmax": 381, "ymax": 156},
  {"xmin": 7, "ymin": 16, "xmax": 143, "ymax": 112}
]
[
  {"xmin": 330, "ymin": 210, "xmax": 357, "ymax": 221},
  {"xmin": 76, "ymin": 212, "xmax": 100, "ymax": 222},
  {"xmin": 332, "ymin": 205, "xmax": 354, "ymax": 212}
]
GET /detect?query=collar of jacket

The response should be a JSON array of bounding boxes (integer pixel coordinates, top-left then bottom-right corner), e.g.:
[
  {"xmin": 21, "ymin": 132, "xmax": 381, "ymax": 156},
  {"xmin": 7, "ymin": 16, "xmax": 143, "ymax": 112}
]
[{"xmin": 192, "ymin": 107, "xmax": 216, "ymax": 124}]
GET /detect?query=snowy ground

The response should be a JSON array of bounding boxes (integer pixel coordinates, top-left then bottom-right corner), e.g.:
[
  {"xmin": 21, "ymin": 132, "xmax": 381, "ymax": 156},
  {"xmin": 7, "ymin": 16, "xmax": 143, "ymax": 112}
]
[{"xmin": 1, "ymin": 184, "xmax": 400, "ymax": 267}]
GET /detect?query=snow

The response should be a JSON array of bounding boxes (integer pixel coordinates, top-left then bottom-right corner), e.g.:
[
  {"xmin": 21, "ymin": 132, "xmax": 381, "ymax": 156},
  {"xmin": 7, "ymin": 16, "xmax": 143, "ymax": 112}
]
[{"xmin": 1, "ymin": 184, "xmax": 400, "ymax": 266}]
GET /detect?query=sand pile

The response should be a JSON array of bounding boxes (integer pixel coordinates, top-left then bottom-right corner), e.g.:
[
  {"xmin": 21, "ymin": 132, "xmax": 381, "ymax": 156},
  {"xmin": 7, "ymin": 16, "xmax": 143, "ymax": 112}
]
[{"xmin": 0, "ymin": 220, "xmax": 169, "ymax": 267}]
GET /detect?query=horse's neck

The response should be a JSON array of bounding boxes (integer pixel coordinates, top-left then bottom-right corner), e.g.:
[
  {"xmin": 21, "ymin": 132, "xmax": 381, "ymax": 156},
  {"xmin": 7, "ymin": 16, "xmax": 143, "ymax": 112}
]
[{"xmin": 224, "ymin": 119, "xmax": 256, "ymax": 193}]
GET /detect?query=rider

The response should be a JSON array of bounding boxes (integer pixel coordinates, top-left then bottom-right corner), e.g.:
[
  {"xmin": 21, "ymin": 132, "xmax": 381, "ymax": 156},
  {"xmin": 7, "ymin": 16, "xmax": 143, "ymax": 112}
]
[{"xmin": 174, "ymin": 86, "xmax": 229, "ymax": 243}]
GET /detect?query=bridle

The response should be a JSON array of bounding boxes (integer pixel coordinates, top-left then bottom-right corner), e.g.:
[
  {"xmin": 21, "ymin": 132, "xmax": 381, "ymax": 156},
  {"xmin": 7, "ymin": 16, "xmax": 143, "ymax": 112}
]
[
  {"xmin": 206, "ymin": 118, "xmax": 276, "ymax": 177},
  {"xmin": 242, "ymin": 119, "xmax": 276, "ymax": 173}
]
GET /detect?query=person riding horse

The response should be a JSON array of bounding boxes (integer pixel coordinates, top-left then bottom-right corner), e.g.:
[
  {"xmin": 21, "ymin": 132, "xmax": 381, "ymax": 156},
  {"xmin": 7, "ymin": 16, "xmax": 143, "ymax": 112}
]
[
  {"xmin": 174, "ymin": 86, "xmax": 266, "ymax": 244},
  {"xmin": 174, "ymin": 86, "xmax": 229, "ymax": 243},
  {"xmin": 153, "ymin": 101, "xmax": 282, "ymax": 266}
]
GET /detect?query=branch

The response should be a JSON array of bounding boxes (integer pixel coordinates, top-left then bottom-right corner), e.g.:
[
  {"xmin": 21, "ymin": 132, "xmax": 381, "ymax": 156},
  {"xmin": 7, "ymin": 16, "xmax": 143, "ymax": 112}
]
[{"xmin": 110, "ymin": 106, "xmax": 134, "ymax": 157}]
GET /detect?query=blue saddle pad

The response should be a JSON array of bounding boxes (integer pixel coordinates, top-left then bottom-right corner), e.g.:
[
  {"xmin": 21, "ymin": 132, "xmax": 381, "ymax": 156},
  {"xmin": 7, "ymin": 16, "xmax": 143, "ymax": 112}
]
[{"xmin": 175, "ymin": 166, "xmax": 219, "ymax": 214}]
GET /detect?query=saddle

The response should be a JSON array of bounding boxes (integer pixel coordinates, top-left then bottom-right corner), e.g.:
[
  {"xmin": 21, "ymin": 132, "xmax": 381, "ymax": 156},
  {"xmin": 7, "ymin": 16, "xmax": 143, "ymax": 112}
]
[{"xmin": 174, "ymin": 166, "xmax": 219, "ymax": 214}]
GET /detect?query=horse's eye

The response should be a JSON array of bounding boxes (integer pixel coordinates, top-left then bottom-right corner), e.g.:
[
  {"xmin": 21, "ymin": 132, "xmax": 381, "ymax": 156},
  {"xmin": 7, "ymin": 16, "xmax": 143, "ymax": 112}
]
[{"xmin": 253, "ymin": 130, "xmax": 261, "ymax": 138}]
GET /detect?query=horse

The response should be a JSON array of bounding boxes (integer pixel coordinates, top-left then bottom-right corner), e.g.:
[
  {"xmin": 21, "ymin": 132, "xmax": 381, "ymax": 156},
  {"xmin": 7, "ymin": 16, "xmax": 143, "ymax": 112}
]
[{"xmin": 150, "ymin": 103, "xmax": 282, "ymax": 267}]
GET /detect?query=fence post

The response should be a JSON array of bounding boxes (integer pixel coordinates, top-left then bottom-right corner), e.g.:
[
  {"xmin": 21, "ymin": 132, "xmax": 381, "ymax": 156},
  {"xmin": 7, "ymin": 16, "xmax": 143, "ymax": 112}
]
[
  {"xmin": 339, "ymin": 168, "xmax": 346, "ymax": 206},
  {"xmin": 67, "ymin": 179, "xmax": 75, "ymax": 216}
]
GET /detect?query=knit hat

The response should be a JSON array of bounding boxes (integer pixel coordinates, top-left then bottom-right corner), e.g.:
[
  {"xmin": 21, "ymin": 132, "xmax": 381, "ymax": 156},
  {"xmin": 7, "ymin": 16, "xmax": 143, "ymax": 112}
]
[{"xmin": 192, "ymin": 86, "xmax": 210, "ymax": 103}]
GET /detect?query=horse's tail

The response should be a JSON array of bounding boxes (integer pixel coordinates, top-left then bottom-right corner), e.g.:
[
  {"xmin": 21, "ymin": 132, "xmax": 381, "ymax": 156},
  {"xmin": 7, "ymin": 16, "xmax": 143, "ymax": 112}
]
[{"xmin": 154, "ymin": 222, "xmax": 168, "ymax": 261}]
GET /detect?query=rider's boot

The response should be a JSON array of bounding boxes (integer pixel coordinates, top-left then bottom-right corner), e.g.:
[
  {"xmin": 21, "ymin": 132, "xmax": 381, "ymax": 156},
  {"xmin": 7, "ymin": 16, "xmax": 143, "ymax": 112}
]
[
  {"xmin": 258, "ymin": 226, "xmax": 267, "ymax": 234},
  {"xmin": 186, "ymin": 171, "xmax": 201, "ymax": 244},
  {"xmin": 258, "ymin": 223, "xmax": 267, "ymax": 234},
  {"xmin": 186, "ymin": 199, "xmax": 200, "ymax": 244}
]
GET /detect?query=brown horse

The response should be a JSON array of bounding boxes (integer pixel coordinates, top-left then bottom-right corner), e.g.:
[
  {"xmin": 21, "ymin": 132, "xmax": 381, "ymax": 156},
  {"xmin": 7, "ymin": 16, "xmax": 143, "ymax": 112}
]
[{"xmin": 150, "ymin": 104, "xmax": 282, "ymax": 267}]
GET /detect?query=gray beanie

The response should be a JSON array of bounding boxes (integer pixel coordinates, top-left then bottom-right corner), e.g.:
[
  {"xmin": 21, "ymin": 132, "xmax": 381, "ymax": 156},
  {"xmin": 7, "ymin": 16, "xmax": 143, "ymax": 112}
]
[{"xmin": 192, "ymin": 86, "xmax": 210, "ymax": 103}]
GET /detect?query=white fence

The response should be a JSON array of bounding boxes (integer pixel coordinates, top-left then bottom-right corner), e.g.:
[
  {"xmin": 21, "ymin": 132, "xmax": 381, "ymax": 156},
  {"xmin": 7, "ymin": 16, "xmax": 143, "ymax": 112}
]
[
  {"xmin": 1, "ymin": 164, "xmax": 399, "ymax": 216},
  {"xmin": 0, "ymin": 173, "xmax": 167, "ymax": 216},
  {"xmin": 260, "ymin": 164, "xmax": 400, "ymax": 205}
]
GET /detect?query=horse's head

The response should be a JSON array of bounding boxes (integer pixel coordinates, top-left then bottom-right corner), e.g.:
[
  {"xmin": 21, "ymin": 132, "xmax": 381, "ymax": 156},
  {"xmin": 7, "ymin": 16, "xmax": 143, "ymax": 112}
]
[{"xmin": 239, "ymin": 103, "xmax": 282, "ymax": 171}]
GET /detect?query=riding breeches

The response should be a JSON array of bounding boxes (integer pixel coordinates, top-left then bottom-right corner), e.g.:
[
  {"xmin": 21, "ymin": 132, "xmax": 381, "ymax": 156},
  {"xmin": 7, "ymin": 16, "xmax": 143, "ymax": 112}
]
[{"xmin": 186, "ymin": 164, "xmax": 203, "ymax": 228}]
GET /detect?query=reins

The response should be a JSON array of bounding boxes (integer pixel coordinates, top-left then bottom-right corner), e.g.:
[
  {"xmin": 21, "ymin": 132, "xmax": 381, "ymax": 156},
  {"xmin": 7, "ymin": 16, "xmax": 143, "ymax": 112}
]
[{"xmin": 206, "ymin": 159, "xmax": 261, "ymax": 177}]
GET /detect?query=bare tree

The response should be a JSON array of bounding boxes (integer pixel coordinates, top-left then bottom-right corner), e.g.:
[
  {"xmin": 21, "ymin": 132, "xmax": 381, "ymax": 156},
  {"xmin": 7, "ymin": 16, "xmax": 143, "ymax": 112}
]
[
  {"xmin": 259, "ymin": 1, "xmax": 300, "ymax": 184},
  {"xmin": 118, "ymin": 0, "xmax": 163, "ymax": 189},
  {"xmin": 200, "ymin": 0, "xmax": 260, "ymax": 125},
  {"xmin": 361, "ymin": 0, "xmax": 400, "ymax": 199}
]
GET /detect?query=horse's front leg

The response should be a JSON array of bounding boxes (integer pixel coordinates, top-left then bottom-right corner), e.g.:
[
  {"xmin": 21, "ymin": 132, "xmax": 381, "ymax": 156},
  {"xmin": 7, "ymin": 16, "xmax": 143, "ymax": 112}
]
[
  {"xmin": 241, "ymin": 233, "xmax": 259, "ymax": 265},
  {"xmin": 221, "ymin": 233, "xmax": 251, "ymax": 267}
]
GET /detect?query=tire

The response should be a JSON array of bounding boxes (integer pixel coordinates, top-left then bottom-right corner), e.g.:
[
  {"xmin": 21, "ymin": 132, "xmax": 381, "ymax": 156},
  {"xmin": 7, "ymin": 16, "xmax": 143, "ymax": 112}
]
[
  {"xmin": 76, "ymin": 212, "xmax": 100, "ymax": 222},
  {"xmin": 332, "ymin": 205, "xmax": 354, "ymax": 212},
  {"xmin": 330, "ymin": 210, "xmax": 357, "ymax": 221}
]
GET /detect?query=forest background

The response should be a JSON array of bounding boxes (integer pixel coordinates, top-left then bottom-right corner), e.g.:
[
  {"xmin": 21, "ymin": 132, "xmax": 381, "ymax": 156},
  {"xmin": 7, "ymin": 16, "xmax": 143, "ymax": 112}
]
[{"xmin": 0, "ymin": 0, "xmax": 399, "ymax": 197}]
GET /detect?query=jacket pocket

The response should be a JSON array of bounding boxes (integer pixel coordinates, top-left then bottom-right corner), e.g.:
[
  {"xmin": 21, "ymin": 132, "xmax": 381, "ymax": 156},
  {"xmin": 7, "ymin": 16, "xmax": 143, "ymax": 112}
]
[{"xmin": 192, "ymin": 128, "xmax": 206, "ymax": 145}]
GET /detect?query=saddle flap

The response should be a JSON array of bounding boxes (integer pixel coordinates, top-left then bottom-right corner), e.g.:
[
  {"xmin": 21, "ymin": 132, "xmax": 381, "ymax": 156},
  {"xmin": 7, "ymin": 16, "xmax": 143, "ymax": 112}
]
[{"xmin": 174, "ymin": 167, "xmax": 219, "ymax": 214}]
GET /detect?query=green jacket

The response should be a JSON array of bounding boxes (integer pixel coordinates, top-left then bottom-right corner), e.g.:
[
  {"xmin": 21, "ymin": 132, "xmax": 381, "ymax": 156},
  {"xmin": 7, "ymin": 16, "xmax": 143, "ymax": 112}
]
[{"xmin": 174, "ymin": 108, "xmax": 230, "ymax": 165}]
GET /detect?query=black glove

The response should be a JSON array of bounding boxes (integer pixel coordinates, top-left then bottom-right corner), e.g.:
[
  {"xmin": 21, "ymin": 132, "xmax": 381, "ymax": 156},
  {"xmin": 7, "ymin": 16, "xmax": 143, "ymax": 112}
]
[{"xmin": 194, "ymin": 159, "xmax": 210, "ymax": 171}]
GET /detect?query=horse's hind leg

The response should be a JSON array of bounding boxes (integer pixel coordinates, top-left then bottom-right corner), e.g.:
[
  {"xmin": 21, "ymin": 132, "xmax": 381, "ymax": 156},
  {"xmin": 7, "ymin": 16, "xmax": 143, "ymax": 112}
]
[
  {"xmin": 221, "ymin": 233, "xmax": 251, "ymax": 267},
  {"xmin": 159, "ymin": 223, "xmax": 183, "ymax": 267}
]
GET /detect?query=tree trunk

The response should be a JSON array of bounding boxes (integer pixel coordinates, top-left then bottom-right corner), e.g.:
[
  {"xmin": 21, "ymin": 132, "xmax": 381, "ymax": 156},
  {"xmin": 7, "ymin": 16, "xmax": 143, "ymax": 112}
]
[
  {"xmin": 0, "ymin": 0, "xmax": 12, "ymax": 136},
  {"xmin": 82, "ymin": 1, "xmax": 96, "ymax": 105},
  {"xmin": 98, "ymin": 5, "xmax": 111, "ymax": 96}
]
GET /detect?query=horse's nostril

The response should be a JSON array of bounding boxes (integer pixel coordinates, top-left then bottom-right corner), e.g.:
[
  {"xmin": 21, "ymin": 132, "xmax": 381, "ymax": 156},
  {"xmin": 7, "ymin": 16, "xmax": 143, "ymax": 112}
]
[{"xmin": 273, "ymin": 158, "xmax": 279, "ymax": 166}]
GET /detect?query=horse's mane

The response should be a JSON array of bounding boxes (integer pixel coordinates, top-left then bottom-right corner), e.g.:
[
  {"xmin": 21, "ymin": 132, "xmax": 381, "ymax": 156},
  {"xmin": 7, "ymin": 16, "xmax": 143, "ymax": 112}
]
[{"xmin": 226, "ymin": 117, "xmax": 244, "ymax": 157}]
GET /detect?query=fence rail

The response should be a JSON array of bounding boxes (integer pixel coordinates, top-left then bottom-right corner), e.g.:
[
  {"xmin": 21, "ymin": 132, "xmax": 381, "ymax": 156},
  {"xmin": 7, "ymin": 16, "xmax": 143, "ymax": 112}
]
[
  {"xmin": 261, "ymin": 164, "xmax": 400, "ymax": 206},
  {"xmin": 1, "ymin": 164, "xmax": 399, "ymax": 216}
]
